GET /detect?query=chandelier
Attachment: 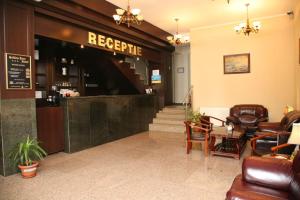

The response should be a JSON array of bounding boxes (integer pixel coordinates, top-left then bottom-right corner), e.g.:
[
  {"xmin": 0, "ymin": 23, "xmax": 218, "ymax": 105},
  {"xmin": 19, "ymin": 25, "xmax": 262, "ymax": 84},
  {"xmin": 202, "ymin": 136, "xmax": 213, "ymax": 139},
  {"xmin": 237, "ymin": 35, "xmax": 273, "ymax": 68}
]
[
  {"xmin": 234, "ymin": 3, "xmax": 261, "ymax": 36},
  {"xmin": 112, "ymin": 0, "xmax": 143, "ymax": 27},
  {"xmin": 167, "ymin": 18, "xmax": 189, "ymax": 45}
]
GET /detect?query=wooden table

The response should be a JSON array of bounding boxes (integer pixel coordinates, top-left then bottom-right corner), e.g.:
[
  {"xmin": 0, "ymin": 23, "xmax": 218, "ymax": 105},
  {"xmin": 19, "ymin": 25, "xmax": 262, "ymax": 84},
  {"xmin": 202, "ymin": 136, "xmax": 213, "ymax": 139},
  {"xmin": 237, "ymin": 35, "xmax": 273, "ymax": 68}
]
[{"xmin": 210, "ymin": 126, "xmax": 247, "ymax": 159}]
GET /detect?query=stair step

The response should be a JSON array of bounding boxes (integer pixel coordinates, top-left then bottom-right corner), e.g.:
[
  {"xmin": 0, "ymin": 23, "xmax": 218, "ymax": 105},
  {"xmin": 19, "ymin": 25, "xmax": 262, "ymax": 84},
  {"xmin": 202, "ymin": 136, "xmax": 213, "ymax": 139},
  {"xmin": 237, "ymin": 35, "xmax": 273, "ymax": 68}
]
[
  {"xmin": 164, "ymin": 106, "xmax": 185, "ymax": 110},
  {"xmin": 156, "ymin": 113, "xmax": 185, "ymax": 120},
  {"xmin": 160, "ymin": 109, "xmax": 185, "ymax": 115},
  {"xmin": 149, "ymin": 123, "xmax": 184, "ymax": 133},
  {"xmin": 153, "ymin": 118, "xmax": 184, "ymax": 125}
]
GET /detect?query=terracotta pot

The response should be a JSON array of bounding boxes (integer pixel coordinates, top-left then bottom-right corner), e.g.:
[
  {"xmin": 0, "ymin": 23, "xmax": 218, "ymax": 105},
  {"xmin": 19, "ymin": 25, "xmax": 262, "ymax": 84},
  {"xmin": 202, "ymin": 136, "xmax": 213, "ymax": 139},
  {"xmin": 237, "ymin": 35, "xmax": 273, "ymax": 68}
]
[{"xmin": 18, "ymin": 161, "xmax": 39, "ymax": 178}]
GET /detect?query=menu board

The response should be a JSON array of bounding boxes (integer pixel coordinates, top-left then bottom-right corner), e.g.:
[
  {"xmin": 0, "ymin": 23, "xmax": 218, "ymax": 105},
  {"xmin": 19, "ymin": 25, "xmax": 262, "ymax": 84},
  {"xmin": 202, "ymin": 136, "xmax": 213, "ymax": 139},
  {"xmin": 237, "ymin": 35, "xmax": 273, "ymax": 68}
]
[{"xmin": 5, "ymin": 53, "xmax": 32, "ymax": 89}]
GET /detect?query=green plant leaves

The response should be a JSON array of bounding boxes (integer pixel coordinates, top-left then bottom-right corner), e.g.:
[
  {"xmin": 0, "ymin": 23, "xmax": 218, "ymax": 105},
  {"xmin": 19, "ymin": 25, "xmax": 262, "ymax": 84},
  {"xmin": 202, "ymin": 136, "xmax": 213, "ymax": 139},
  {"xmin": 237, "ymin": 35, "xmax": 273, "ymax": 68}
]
[{"xmin": 9, "ymin": 135, "xmax": 47, "ymax": 166}]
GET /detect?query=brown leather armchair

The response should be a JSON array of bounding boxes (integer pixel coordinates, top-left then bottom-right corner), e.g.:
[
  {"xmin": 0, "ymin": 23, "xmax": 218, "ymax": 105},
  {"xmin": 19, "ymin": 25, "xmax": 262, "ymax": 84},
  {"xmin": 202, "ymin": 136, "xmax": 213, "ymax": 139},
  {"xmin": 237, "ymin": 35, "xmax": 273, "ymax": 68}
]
[
  {"xmin": 226, "ymin": 152, "xmax": 300, "ymax": 200},
  {"xmin": 251, "ymin": 111, "xmax": 300, "ymax": 156},
  {"xmin": 226, "ymin": 104, "xmax": 268, "ymax": 136}
]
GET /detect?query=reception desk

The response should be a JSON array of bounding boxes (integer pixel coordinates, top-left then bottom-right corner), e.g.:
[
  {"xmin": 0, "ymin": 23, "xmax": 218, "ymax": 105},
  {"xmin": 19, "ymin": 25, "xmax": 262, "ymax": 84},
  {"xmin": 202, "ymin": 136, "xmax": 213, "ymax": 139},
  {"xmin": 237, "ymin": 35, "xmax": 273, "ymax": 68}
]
[{"xmin": 61, "ymin": 95, "xmax": 159, "ymax": 153}]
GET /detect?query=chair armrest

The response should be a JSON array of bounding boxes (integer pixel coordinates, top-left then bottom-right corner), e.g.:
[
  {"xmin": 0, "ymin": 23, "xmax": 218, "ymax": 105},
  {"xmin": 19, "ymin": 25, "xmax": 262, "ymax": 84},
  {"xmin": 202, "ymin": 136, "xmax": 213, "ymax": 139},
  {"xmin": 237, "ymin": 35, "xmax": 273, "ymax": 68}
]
[
  {"xmin": 250, "ymin": 132, "xmax": 277, "ymax": 143},
  {"xmin": 208, "ymin": 116, "xmax": 225, "ymax": 126},
  {"xmin": 258, "ymin": 122, "xmax": 281, "ymax": 132},
  {"xmin": 242, "ymin": 156, "xmax": 293, "ymax": 191},
  {"xmin": 271, "ymin": 143, "xmax": 293, "ymax": 153},
  {"xmin": 226, "ymin": 116, "xmax": 239, "ymax": 125},
  {"xmin": 191, "ymin": 124, "xmax": 210, "ymax": 132},
  {"xmin": 250, "ymin": 132, "xmax": 277, "ymax": 150}
]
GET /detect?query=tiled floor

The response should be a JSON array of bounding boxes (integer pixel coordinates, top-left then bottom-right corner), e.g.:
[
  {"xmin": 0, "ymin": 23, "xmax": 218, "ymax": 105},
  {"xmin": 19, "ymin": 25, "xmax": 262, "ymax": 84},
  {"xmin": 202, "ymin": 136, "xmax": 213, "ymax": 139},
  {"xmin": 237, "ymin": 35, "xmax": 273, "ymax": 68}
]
[{"xmin": 0, "ymin": 131, "xmax": 251, "ymax": 200}]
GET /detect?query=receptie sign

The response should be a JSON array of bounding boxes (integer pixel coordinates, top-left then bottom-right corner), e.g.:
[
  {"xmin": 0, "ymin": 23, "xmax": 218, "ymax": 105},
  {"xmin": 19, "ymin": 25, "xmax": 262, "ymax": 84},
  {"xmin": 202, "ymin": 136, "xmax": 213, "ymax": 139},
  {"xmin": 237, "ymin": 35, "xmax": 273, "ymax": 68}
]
[{"xmin": 5, "ymin": 53, "xmax": 32, "ymax": 89}]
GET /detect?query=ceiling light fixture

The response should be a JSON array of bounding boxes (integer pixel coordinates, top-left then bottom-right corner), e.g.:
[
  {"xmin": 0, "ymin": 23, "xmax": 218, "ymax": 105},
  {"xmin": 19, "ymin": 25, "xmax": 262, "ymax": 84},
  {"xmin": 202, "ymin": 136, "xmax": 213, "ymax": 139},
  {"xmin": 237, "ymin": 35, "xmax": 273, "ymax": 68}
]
[
  {"xmin": 112, "ymin": 0, "xmax": 143, "ymax": 27},
  {"xmin": 167, "ymin": 18, "xmax": 189, "ymax": 46},
  {"xmin": 234, "ymin": 3, "xmax": 261, "ymax": 36}
]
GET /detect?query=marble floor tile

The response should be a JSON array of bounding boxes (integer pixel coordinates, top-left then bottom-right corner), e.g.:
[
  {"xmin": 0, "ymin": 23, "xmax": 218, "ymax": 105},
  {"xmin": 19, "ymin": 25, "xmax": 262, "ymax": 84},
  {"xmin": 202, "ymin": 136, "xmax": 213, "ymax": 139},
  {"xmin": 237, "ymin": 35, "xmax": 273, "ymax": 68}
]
[{"xmin": 0, "ymin": 131, "xmax": 249, "ymax": 200}]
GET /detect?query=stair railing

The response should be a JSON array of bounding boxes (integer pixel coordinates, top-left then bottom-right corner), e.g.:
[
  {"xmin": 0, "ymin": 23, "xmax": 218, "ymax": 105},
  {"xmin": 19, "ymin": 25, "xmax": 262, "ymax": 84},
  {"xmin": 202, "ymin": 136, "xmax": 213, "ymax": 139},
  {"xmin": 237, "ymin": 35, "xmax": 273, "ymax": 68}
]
[{"xmin": 182, "ymin": 86, "xmax": 193, "ymax": 121}]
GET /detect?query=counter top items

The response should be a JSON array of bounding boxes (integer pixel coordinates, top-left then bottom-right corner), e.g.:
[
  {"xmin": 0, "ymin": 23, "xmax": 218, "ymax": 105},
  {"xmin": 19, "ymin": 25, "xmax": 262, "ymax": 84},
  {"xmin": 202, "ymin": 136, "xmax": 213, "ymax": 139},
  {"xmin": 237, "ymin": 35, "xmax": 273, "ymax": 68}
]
[{"xmin": 59, "ymin": 89, "xmax": 80, "ymax": 97}]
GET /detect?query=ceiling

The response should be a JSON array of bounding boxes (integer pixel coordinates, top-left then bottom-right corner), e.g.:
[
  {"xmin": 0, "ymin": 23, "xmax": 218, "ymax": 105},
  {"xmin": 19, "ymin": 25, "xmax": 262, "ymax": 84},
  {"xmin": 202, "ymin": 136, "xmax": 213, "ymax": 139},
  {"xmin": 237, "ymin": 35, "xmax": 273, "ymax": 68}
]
[{"xmin": 106, "ymin": 0, "xmax": 297, "ymax": 35}]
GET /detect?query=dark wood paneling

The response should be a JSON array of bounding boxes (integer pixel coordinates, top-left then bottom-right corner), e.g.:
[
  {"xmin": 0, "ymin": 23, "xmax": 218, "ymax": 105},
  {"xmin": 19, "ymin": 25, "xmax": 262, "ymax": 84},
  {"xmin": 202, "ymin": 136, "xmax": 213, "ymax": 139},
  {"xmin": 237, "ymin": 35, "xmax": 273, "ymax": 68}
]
[
  {"xmin": 31, "ymin": 0, "xmax": 173, "ymax": 49},
  {"xmin": 0, "ymin": 0, "xmax": 35, "ymax": 99},
  {"xmin": 35, "ymin": 14, "xmax": 161, "ymax": 62},
  {"xmin": 36, "ymin": 106, "xmax": 64, "ymax": 154}
]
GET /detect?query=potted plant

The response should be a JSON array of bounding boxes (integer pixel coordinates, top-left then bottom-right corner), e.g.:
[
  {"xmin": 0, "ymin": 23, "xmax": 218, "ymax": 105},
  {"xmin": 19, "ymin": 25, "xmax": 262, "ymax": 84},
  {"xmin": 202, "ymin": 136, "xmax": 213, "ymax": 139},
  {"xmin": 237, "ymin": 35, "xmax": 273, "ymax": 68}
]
[
  {"xmin": 9, "ymin": 135, "xmax": 47, "ymax": 178},
  {"xmin": 187, "ymin": 109, "xmax": 203, "ymax": 125},
  {"xmin": 187, "ymin": 109, "xmax": 210, "ymax": 132}
]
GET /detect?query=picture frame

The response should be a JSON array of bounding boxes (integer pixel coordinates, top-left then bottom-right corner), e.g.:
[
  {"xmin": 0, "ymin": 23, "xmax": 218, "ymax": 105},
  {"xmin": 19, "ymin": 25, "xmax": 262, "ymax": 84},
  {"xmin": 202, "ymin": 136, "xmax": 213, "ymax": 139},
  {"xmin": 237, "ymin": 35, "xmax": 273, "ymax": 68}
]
[
  {"xmin": 177, "ymin": 67, "xmax": 184, "ymax": 73},
  {"xmin": 223, "ymin": 53, "xmax": 250, "ymax": 74}
]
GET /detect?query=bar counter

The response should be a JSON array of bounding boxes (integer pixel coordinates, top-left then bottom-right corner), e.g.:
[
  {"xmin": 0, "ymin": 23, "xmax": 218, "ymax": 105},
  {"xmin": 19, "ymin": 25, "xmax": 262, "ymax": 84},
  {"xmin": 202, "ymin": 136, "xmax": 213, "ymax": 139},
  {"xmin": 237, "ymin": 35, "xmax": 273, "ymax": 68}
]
[{"xmin": 61, "ymin": 94, "xmax": 159, "ymax": 153}]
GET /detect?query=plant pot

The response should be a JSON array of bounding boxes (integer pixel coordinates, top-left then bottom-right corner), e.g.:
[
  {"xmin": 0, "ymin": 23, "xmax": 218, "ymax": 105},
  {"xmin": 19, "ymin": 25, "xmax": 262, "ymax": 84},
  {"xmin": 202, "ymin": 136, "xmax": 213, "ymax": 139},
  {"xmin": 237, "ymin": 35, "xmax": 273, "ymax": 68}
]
[{"xmin": 18, "ymin": 161, "xmax": 39, "ymax": 178}]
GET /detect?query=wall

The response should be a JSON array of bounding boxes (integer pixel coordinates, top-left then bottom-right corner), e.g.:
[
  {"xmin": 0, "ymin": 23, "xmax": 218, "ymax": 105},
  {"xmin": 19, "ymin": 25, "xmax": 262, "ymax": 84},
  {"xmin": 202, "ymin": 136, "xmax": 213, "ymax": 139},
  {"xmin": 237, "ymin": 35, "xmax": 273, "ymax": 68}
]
[
  {"xmin": 294, "ymin": 2, "xmax": 300, "ymax": 109},
  {"xmin": 191, "ymin": 16, "xmax": 295, "ymax": 121},
  {"xmin": 173, "ymin": 45, "xmax": 190, "ymax": 103},
  {"xmin": 0, "ymin": 0, "xmax": 37, "ymax": 176}
]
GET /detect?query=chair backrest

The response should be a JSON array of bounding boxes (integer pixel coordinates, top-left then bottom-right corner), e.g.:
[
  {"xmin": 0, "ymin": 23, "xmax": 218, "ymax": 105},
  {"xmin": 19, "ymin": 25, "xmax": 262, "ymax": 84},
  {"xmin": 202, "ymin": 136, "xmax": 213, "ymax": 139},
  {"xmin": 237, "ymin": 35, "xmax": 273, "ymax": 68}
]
[
  {"xmin": 280, "ymin": 111, "xmax": 300, "ymax": 131},
  {"xmin": 230, "ymin": 104, "xmax": 268, "ymax": 118}
]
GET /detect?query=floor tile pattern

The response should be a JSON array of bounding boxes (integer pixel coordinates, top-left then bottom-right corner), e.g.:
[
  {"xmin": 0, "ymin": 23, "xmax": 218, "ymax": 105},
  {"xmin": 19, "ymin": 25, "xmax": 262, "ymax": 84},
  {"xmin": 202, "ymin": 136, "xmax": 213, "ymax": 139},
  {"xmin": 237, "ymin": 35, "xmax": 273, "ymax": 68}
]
[{"xmin": 0, "ymin": 131, "xmax": 250, "ymax": 200}]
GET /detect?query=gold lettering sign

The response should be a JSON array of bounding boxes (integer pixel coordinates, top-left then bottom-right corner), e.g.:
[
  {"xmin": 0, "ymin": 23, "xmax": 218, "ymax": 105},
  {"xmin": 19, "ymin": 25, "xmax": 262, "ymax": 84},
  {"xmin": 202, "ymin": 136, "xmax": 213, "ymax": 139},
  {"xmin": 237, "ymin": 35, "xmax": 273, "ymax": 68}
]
[{"xmin": 87, "ymin": 32, "xmax": 142, "ymax": 56}]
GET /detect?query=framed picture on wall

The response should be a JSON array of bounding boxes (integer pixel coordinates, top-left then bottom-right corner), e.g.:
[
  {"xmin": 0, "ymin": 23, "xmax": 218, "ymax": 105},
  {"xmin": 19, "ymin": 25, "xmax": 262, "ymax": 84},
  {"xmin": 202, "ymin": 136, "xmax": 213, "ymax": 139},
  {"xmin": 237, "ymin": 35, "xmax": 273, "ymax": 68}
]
[{"xmin": 223, "ymin": 53, "xmax": 250, "ymax": 74}]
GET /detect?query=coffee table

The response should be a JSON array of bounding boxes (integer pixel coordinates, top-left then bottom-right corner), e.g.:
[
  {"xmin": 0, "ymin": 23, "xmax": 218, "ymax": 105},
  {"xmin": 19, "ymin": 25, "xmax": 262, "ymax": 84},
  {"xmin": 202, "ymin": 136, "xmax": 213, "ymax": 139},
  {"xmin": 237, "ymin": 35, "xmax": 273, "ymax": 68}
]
[{"xmin": 210, "ymin": 126, "xmax": 247, "ymax": 159}]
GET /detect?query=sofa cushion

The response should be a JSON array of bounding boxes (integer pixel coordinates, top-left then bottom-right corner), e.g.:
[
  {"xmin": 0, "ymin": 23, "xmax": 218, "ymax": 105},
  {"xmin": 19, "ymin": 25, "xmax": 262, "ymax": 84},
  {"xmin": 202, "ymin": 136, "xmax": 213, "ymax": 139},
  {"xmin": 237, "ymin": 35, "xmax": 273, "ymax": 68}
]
[
  {"xmin": 239, "ymin": 115, "xmax": 257, "ymax": 124},
  {"xmin": 226, "ymin": 175, "xmax": 289, "ymax": 200},
  {"xmin": 240, "ymin": 109, "xmax": 256, "ymax": 116},
  {"xmin": 242, "ymin": 157, "xmax": 293, "ymax": 191}
]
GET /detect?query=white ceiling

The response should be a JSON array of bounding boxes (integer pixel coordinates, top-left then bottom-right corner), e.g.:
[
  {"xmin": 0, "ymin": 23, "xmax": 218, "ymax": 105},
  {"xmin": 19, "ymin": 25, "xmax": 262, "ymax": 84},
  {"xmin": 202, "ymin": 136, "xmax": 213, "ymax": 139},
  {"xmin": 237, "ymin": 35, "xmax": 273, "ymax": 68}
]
[{"xmin": 106, "ymin": 0, "xmax": 297, "ymax": 35}]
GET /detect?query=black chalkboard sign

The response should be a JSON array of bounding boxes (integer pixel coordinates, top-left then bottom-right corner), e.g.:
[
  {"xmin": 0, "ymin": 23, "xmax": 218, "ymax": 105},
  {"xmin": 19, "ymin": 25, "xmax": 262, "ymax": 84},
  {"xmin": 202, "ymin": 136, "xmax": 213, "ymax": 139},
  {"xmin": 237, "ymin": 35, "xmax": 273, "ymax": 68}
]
[{"xmin": 5, "ymin": 53, "xmax": 32, "ymax": 89}]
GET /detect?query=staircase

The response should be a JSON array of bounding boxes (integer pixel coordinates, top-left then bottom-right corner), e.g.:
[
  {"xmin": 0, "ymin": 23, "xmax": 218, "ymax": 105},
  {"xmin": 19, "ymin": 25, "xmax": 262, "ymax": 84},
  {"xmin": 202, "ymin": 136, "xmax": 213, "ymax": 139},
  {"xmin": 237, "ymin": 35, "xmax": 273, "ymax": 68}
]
[
  {"xmin": 110, "ymin": 59, "xmax": 145, "ymax": 94},
  {"xmin": 149, "ymin": 106, "xmax": 186, "ymax": 133}
]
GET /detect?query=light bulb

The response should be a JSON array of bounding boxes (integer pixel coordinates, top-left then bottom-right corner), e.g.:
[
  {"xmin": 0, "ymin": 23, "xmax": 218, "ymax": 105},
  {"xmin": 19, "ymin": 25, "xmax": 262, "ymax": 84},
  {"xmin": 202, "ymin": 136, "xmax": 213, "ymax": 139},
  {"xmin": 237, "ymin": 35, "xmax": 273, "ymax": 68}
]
[
  {"xmin": 116, "ymin": 9, "xmax": 125, "ymax": 15},
  {"xmin": 234, "ymin": 25, "xmax": 241, "ymax": 32},
  {"xmin": 239, "ymin": 22, "xmax": 246, "ymax": 28},
  {"xmin": 174, "ymin": 34, "xmax": 182, "ymax": 39},
  {"xmin": 131, "ymin": 8, "xmax": 140, "ymax": 16},
  {"xmin": 183, "ymin": 35, "xmax": 190, "ymax": 42},
  {"xmin": 113, "ymin": 15, "xmax": 121, "ymax": 21},
  {"xmin": 136, "ymin": 15, "xmax": 143, "ymax": 21},
  {"xmin": 167, "ymin": 36, "xmax": 173, "ymax": 41},
  {"xmin": 252, "ymin": 21, "xmax": 261, "ymax": 29}
]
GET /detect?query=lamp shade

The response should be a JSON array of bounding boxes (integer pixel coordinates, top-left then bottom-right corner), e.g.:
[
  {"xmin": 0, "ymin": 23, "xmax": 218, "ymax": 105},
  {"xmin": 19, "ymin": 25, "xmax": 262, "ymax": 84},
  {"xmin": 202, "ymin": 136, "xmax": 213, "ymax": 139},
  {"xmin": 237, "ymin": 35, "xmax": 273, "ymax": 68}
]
[{"xmin": 288, "ymin": 123, "xmax": 300, "ymax": 145}]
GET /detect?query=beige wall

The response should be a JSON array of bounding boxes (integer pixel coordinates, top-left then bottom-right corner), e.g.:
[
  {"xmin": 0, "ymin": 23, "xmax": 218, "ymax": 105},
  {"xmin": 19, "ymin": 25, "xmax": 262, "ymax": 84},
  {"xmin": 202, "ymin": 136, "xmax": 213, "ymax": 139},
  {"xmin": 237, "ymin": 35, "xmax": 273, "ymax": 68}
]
[
  {"xmin": 295, "ymin": 2, "xmax": 300, "ymax": 109},
  {"xmin": 191, "ymin": 16, "xmax": 296, "ymax": 121}
]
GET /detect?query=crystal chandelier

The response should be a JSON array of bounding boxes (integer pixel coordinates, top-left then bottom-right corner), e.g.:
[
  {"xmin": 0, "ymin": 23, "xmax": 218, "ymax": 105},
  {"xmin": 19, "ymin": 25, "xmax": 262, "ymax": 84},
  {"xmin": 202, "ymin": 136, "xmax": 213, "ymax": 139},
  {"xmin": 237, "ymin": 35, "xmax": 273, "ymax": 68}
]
[
  {"xmin": 234, "ymin": 3, "xmax": 261, "ymax": 36},
  {"xmin": 167, "ymin": 18, "xmax": 189, "ymax": 45},
  {"xmin": 112, "ymin": 0, "xmax": 143, "ymax": 27}
]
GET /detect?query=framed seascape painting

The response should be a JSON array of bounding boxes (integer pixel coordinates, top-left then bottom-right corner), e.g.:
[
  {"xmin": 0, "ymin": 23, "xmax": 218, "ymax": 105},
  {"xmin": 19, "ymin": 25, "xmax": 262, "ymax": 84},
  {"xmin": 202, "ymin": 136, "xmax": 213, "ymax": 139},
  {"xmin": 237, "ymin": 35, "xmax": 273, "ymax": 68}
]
[{"xmin": 223, "ymin": 53, "xmax": 250, "ymax": 74}]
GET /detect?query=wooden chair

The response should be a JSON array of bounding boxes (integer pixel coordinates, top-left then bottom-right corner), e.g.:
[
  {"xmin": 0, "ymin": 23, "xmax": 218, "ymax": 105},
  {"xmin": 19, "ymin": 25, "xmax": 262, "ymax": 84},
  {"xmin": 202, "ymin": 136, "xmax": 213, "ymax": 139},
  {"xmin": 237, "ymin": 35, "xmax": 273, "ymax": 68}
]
[
  {"xmin": 250, "ymin": 131, "xmax": 295, "ymax": 157},
  {"xmin": 184, "ymin": 121, "xmax": 211, "ymax": 156}
]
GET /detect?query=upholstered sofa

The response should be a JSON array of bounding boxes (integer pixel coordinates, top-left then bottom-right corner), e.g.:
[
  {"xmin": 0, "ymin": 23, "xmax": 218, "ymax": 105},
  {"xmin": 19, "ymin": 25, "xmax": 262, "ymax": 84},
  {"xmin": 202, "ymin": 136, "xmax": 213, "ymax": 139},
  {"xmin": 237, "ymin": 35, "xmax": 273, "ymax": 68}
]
[
  {"xmin": 226, "ymin": 104, "xmax": 268, "ymax": 136},
  {"xmin": 226, "ymin": 152, "xmax": 300, "ymax": 200}
]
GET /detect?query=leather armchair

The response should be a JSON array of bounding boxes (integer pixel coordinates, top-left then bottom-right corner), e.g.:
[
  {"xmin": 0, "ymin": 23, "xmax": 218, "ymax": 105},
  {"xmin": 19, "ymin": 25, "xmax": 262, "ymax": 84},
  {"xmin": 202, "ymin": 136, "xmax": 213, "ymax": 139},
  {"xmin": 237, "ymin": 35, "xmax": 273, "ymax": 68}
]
[
  {"xmin": 226, "ymin": 104, "xmax": 268, "ymax": 136},
  {"xmin": 251, "ymin": 111, "xmax": 300, "ymax": 156},
  {"xmin": 226, "ymin": 152, "xmax": 300, "ymax": 200}
]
